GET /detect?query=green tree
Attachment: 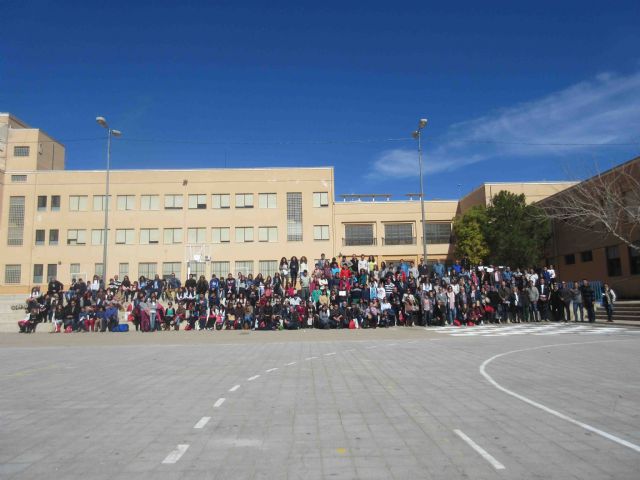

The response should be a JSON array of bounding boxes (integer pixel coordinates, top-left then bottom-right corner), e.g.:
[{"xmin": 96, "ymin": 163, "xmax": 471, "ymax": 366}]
[
  {"xmin": 484, "ymin": 191, "xmax": 551, "ymax": 268},
  {"xmin": 453, "ymin": 205, "xmax": 490, "ymax": 265}
]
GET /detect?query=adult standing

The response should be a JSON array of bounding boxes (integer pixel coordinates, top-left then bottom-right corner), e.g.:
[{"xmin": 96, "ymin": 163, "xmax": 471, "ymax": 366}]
[
  {"xmin": 570, "ymin": 281, "xmax": 583, "ymax": 322},
  {"xmin": 580, "ymin": 279, "xmax": 596, "ymax": 323},
  {"xmin": 602, "ymin": 283, "xmax": 617, "ymax": 322}
]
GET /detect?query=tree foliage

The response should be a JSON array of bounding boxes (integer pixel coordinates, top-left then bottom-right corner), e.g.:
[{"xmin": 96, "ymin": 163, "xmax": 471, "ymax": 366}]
[
  {"xmin": 453, "ymin": 205, "xmax": 489, "ymax": 265},
  {"xmin": 484, "ymin": 191, "xmax": 551, "ymax": 267}
]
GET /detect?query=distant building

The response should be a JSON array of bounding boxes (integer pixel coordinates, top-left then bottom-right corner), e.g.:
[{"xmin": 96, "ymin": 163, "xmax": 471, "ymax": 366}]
[{"xmin": 0, "ymin": 113, "xmax": 578, "ymax": 293}]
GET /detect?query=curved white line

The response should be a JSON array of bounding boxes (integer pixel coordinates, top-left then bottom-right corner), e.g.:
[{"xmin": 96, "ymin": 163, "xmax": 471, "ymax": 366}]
[{"xmin": 480, "ymin": 339, "xmax": 640, "ymax": 453}]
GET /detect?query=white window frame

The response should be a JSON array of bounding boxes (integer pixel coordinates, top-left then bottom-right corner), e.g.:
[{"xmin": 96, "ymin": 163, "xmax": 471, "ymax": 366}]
[
  {"xmin": 235, "ymin": 227, "xmax": 254, "ymax": 243},
  {"xmin": 187, "ymin": 227, "xmax": 206, "ymax": 244},
  {"xmin": 211, "ymin": 227, "xmax": 230, "ymax": 244},
  {"xmin": 211, "ymin": 194, "xmax": 230, "ymax": 209},
  {"xmin": 93, "ymin": 195, "xmax": 111, "ymax": 211},
  {"xmin": 140, "ymin": 195, "xmax": 160, "ymax": 211},
  {"xmin": 140, "ymin": 228, "xmax": 160, "ymax": 244},
  {"xmin": 188, "ymin": 194, "xmax": 207, "ymax": 209},
  {"xmin": 314, "ymin": 225, "xmax": 330, "ymax": 240},
  {"xmin": 67, "ymin": 229, "xmax": 87, "ymax": 245},
  {"xmin": 117, "ymin": 195, "xmax": 135, "ymax": 211},
  {"xmin": 115, "ymin": 229, "xmax": 135, "ymax": 245},
  {"xmin": 69, "ymin": 195, "xmax": 88, "ymax": 211},
  {"xmin": 258, "ymin": 226, "xmax": 278, "ymax": 242},
  {"xmin": 163, "ymin": 228, "xmax": 183, "ymax": 244},
  {"xmin": 91, "ymin": 229, "xmax": 106, "ymax": 245},
  {"xmin": 313, "ymin": 192, "xmax": 329, "ymax": 208},
  {"xmin": 235, "ymin": 193, "xmax": 254, "ymax": 208},
  {"xmin": 164, "ymin": 194, "xmax": 184, "ymax": 210},
  {"xmin": 258, "ymin": 193, "xmax": 277, "ymax": 209}
]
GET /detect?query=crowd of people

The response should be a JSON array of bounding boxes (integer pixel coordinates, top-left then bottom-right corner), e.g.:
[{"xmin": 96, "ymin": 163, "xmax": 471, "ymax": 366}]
[{"xmin": 18, "ymin": 254, "xmax": 615, "ymax": 334}]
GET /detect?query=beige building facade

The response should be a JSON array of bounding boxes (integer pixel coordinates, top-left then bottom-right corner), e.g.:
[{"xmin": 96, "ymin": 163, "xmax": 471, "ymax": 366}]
[{"xmin": 0, "ymin": 113, "xmax": 579, "ymax": 293}]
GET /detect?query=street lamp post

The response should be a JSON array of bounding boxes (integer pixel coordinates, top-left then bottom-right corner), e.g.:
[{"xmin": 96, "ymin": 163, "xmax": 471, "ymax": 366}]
[
  {"xmin": 412, "ymin": 119, "xmax": 428, "ymax": 266},
  {"xmin": 96, "ymin": 116, "xmax": 122, "ymax": 287}
]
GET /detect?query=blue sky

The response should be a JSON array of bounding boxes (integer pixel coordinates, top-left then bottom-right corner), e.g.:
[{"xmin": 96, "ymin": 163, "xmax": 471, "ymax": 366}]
[{"xmin": 2, "ymin": 1, "xmax": 639, "ymax": 199}]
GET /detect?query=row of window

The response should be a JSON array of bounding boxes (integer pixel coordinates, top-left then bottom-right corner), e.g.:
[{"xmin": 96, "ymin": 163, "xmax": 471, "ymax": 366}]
[
  {"xmin": 5, "ymin": 260, "xmax": 283, "ymax": 285},
  {"xmin": 32, "ymin": 192, "xmax": 330, "ymax": 212},
  {"xmin": 343, "ymin": 222, "xmax": 452, "ymax": 246},
  {"xmin": 33, "ymin": 225, "xmax": 332, "ymax": 246},
  {"xmin": 564, "ymin": 245, "xmax": 639, "ymax": 277}
]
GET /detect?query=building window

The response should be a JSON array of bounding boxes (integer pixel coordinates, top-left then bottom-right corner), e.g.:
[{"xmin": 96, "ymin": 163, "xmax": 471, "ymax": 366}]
[
  {"xmin": 164, "ymin": 194, "xmax": 183, "ymax": 210},
  {"xmin": 424, "ymin": 222, "xmax": 452, "ymax": 244},
  {"xmin": 259, "ymin": 260, "xmax": 278, "ymax": 277},
  {"xmin": 67, "ymin": 229, "xmax": 87, "ymax": 245},
  {"xmin": 235, "ymin": 193, "xmax": 254, "ymax": 208},
  {"xmin": 37, "ymin": 196, "xmax": 47, "ymax": 211},
  {"xmin": 188, "ymin": 194, "xmax": 207, "ymax": 209},
  {"xmin": 162, "ymin": 262, "xmax": 182, "ymax": 279},
  {"xmin": 313, "ymin": 225, "xmax": 330, "ymax": 241},
  {"xmin": 11, "ymin": 174, "xmax": 27, "ymax": 182},
  {"xmin": 138, "ymin": 262, "xmax": 157, "ymax": 279},
  {"xmin": 115, "ymin": 229, "xmax": 134, "ymax": 245},
  {"xmin": 91, "ymin": 229, "xmax": 106, "ymax": 245},
  {"xmin": 163, "ymin": 228, "xmax": 183, "ymax": 244},
  {"xmin": 212, "ymin": 227, "xmax": 230, "ymax": 244},
  {"xmin": 51, "ymin": 195, "xmax": 61, "ymax": 211},
  {"xmin": 119, "ymin": 263, "xmax": 129, "ymax": 279},
  {"xmin": 35, "ymin": 229, "xmax": 45, "ymax": 246},
  {"xmin": 287, "ymin": 192, "xmax": 303, "ymax": 241},
  {"xmin": 187, "ymin": 227, "xmax": 206, "ymax": 244},
  {"xmin": 606, "ymin": 246, "xmax": 622, "ymax": 277},
  {"xmin": 344, "ymin": 224, "xmax": 375, "ymax": 246},
  {"xmin": 5, "ymin": 264, "xmax": 21, "ymax": 284},
  {"xmin": 313, "ymin": 192, "xmax": 329, "ymax": 208},
  {"xmin": 49, "ymin": 229, "xmax": 59, "ymax": 246},
  {"xmin": 94, "ymin": 263, "xmax": 104, "ymax": 279},
  {"xmin": 117, "ymin": 195, "xmax": 135, "ymax": 211},
  {"xmin": 69, "ymin": 195, "xmax": 88, "ymax": 211},
  {"xmin": 8, "ymin": 196, "xmax": 26, "ymax": 246},
  {"xmin": 235, "ymin": 227, "xmax": 254, "ymax": 243},
  {"xmin": 564, "ymin": 254, "xmax": 576, "ymax": 265},
  {"xmin": 140, "ymin": 195, "xmax": 160, "ymax": 211},
  {"xmin": 70, "ymin": 263, "xmax": 81, "ymax": 282},
  {"xmin": 140, "ymin": 228, "xmax": 160, "ymax": 245},
  {"xmin": 384, "ymin": 223, "xmax": 414, "ymax": 245},
  {"xmin": 33, "ymin": 264, "xmax": 43, "ymax": 284},
  {"xmin": 211, "ymin": 194, "xmax": 230, "ymax": 209},
  {"xmin": 580, "ymin": 250, "xmax": 593, "ymax": 262},
  {"xmin": 258, "ymin": 193, "xmax": 277, "ymax": 209},
  {"xmin": 211, "ymin": 261, "xmax": 230, "ymax": 278},
  {"xmin": 14, "ymin": 146, "xmax": 30, "ymax": 156},
  {"xmin": 235, "ymin": 261, "xmax": 254, "ymax": 276},
  {"xmin": 630, "ymin": 245, "xmax": 640, "ymax": 275},
  {"xmin": 185, "ymin": 261, "xmax": 204, "ymax": 278},
  {"xmin": 258, "ymin": 226, "xmax": 278, "ymax": 242},
  {"xmin": 47, "ymin": 264, "xmax": 58, "ymax": 282},
  {"xmin": 93, "ymin": 195, "xmax": 111, "ymax": 211}
]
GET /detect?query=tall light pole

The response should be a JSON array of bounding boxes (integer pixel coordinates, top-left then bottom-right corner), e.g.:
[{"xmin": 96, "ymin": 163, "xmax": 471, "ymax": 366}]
[
  {"xmin": 412, "ymin": 118, "xmax": 428, "ymax": 266},
  {"xmin": 96, "ymin": 116, "xmax": 122, "ymax": 286}
]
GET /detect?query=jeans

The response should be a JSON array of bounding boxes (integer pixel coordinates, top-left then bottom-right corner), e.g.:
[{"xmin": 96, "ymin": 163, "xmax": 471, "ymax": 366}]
[
  {"xmin": 605, "ymin": 304, "xmax": 613, "ymax": 321},
  {"xmin": 572, "ymin": 302, "xmax": 583, "ymax": 322},
  {"xmin": 150, "ymin": 312, "xmax": 157, "ymax": 331},
  {"xmin": 446, "ymin": 305, "xmax": 456, "ymax": 325},
  {"xmin": 528, "ymin": 303, "xmax": 539, "ymax": 322},
  {"xmin": 585, "ymin": 303, "xmax": 595, "ymax": 323}
]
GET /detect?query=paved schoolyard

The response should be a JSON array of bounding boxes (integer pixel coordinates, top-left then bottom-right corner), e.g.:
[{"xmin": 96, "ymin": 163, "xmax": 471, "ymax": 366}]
[{"xmin": 1, "ymin": 325, "xmax": 639, "ymax": 479}]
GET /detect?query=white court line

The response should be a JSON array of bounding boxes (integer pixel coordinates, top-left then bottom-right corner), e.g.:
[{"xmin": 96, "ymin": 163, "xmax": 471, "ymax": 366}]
[
  {"xmin": 344, "ymin": 349, "xmax": 355, "ymax": 352},
  {"xmin": 388, "ymin": 343, "xmax": 397, "ymax": 346},
  {"xmin": 193, "ymin": 416, "xmax": 211, "ymax": 429},
  {"xmin": 286, "ymin": 361, "xmax": 297, "ymax": 366},
  {"xmin": 454, "ymin": 429, "xmax": 505, "ymax": 470},
  {"xmin": 248, "ymin": 375, "xmax": 260, "ymax": 381},
  {"xmin": 266, "ymin": 368, "xmax": 278, "ymax": 373},
  {"xmin": 229, "ymin": 385, "xmax": 240, "ymax": 392},
  {"xmin": 213, "ymin": 398, "xmax": 225, "ymax": 408},
  {"xmin": 305, "ymin": 356, "xmax": 319, "ymax": 360},
  {"xmin": 480, "ymin": 340, "xmax": 640, "ymax": 454},
  {"xmin": 162, "ymin": 444, "xmax": 189, "ymax": 464},
  {"xmin": 324, "ymin": 352, "xmax": 336, "ymax": 356},
  {"xmin": 365, "ymin": 346, "xmax": 377, "ymax": 349}
]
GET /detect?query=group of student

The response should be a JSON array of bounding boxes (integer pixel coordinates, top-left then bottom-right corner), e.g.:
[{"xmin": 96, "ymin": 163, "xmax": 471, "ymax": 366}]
[{"xmin": 18, "ymin": 254, "xmax": 615, "ymax": 334}]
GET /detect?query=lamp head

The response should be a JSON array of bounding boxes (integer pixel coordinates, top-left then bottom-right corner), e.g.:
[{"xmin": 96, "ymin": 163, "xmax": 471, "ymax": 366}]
[
  {"xmin": 418, "ymin": 118, "xmax": 428, "ymax": 129},
  {"xmin": 411, "ymin": 130, "xmax": 419, "ymax": 140},
  {"xmin": 111, "ymin": 129, "xmax": 122, "ymax": 137},
  {"xmin": 96, "ymin": 116, "xmax": 108, "ymax": 128}
]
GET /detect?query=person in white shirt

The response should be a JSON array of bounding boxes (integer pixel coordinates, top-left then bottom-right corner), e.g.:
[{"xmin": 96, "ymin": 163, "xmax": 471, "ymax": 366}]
[{"xmin": 358, "ymin": 255, "xmax": 369, "ymax": 275}]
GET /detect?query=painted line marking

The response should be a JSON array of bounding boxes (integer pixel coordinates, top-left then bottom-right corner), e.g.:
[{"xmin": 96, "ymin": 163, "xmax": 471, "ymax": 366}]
[
  {"xmin": 454, "ymin": 430, "xmax": 505, "ymax": 470},
  {"xmin": 162, "ymin": 444, "xmax": 189, "ymax": 464},
  {"xmin": 213, "ymin": 398, "xmax": 225, "ymax": 408},
  {"xmin": 388, "ymin": 343, "xmax": 397, "ymax": 346},
  {"xmin": 248, "ymin": 375, "xmax": 260, "ymax": 381},
  {"xmin": 229, "ymin": 385, "xmax": 240, "ymax": 392},
  {"xmin": 305, "ymin": 356, "xmax": 319, "ymax": 361},
  {"xmin": 480, "ymin": 339, "xmax": 640, "ymax": 454},
  {"xmin": 324, "ymin": 352, "xmax": 336, "ymax": 356},
  {"xmin": 344, "ymin": 349, "xmax": 355, "ymax": 352},
  {"xmin": 266, "ymin": 368, "xmax": 278, "ymax": 373},
  {"xmin": 286, "ymin": 361, "xmax": 297, "ymax": 366},
  {"xmin": 366, "ymin": 346, "xmax": 377, "ymax": 349},
  {"xmin": 194, "ymin": 416, "xmax": 211, "ymax": 429}
]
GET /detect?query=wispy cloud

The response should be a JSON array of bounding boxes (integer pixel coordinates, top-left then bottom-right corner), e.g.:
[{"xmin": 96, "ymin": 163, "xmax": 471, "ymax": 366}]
[{"xmin": 371, "ymin": 70, "xmax": 640, "ymax": 179}]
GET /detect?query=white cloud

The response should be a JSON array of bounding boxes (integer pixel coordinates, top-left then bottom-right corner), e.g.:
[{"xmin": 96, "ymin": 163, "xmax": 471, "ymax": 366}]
[{"xmin": 371, "ymin": 70, "xmax": 640, "ymax": 179}]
